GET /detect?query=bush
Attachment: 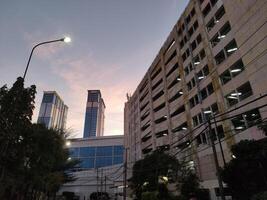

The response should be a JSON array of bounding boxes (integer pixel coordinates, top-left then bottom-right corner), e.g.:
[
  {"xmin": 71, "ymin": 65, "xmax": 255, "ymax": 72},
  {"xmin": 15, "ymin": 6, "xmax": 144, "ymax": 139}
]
[
  {"xmin": 141, "ymin": 191, "xmax": 158, "ymax": 200},
  {"xmin": 251, "ymin": 191, "xmax": 267, "ymax": 200}
]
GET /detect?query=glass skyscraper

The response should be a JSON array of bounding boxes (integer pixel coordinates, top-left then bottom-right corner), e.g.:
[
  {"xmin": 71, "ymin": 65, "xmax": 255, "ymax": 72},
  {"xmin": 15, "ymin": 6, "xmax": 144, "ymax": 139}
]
[
  {"xmin": 83, "ymin": 90, "xmax": 105, "ymax": 138},
  {"xmin": 37, "ymin": 91, "xmax": 68, "ymax": 130}
]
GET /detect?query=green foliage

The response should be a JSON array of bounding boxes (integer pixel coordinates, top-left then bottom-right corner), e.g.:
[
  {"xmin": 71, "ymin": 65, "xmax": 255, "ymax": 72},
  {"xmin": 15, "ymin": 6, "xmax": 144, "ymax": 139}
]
[
  {"xmin": 220, "ymin": 139, "xmax": 267, "ymax": 200},
  {"xmin": 130, "ymin": 150, "xmax": 180, "ymax": 199},
  {"xmin": 176, "ymin": 165, "xmax": 210, "ymax": 200},
  {"xmin": 251, "ymin": 191, "xmax": 267, "ymax": 200},
  {"xmin": 141, "ymin": 191, "xmax": 158, "ymax": 200},
  {"xmin": 0, "ymin": 77, "xmax": 77, "ymax": 199}
]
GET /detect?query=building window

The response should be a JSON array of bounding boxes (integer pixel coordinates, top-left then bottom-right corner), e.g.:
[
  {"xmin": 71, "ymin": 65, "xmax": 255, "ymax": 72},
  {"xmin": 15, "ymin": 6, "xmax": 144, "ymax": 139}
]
[
  {"xmin": 186, "ymin": 15, "xmax": 191, "ymax": 24},
  {"xmin": 220, "ymin": 59, "xmax": 245, "ymax": 85},
  {"xmin": 225, "ymin": 40, "xmax": 238, "ymax": 57},
  {"xmin": 172, "ymin": 122, "xmax": 188, "ymax": 133},
  {"xmin": 151, "ymin": 67, "xmax": 162, "ymax": 80},
  {"xmin": 220, "ymin": 70, "xmax": 231, "ymax": 85},
  {"xmin": 69, "ymin": 148, "xmax": 79, "ymax": 157},
  {"xmin": 184, "ymin": 63, "xmax": 193, "ymax": 76},
  {"xmin": 206, "ymin": 6, "xmax": 226, "ymax": 32},
  {"xmin": 188, "ymin": 27, "xmax": 194, "ymax": 37},
  {"xmin": 199, "ymin": 49, "xmax": 206, "ymax": 60},
  {"xmin": 168, "ymin": 76, "xmax": 181, "ymax": 90},
  {"xmin": 193, "ymin": 21, "xmax": 198, "ymax": 30},
  {"xmin": 231, "ymin": 109, "xmax": 262, "ymax": 133},
  {"xmin": 215, "ymin": 50, "xmax": 226, "ymax": 65},
  {"xmin": 166, "ymin": 63, "xmax": 179, "ymax": 77},
  {"xmin": 220, "ymin": 22, "xmax": 231, "ymax": 39},
  {"xmin": 191, "ymin": 40, "xmax": 197, "ymax": 51},
  {"xmin": 141, "ymin": 110, "xmax": 150, "ymax": 121},
  {"xmin": 96, "ymin": 146, "xmax": 113, "ymax": 156},
  {"xmin": 139, "ymin": 89, "xmax": 149, "ymax": 102},
  {"xmin": 180, "ymin": 40, "xmax": 184, "ymax": 48},
  {"xmin": 80, "ymin": 147, "xmax": 96, "ymax": 157},
  {"xmin": 215, "ymin": 6, "xmax": 225, "ymax": 23},
  {"xmin": 207, "ymin": 18, "xmax": 215, "ymax": 32},
  {"xmin": 43, "ymin": 93, "xmax": 54, "ymax": 103},
  {"xmin": 152, "ymin": 79, "xmax": 163, "ymax": 91},
  {"xmin": 187, "ymin": 77, "xmax": 196, "ymax": 91},
  {"xmin": 189, "ymin": 95, "xmax": 199, "ymax": 108},
  {"xmin": 155, "ymin": 116, "xmax": 167, "ymax": 124},
  {"xmin": 114, "ymin": 146, "xmax": 124, "ymax": 155},
  {"xmin": 140, "ymin": 101, "xmax": 149, "ymax": 112},
  {"xmin": 153, "ymin": 103, "xmax": 165, "ymax": 112},
  {"xmin": 165, "ymin": 50, "xmax": 177, "ymax": 65},
  {"xmin": 196, "ymin": 34, "xmax": 202, "ymax": 44},
  {"xmin": 225, "ymin": 82, "xmax": 253, "ymax": 107},
  {"xmin": 139, "ymin": 79, "xmax": 148, "ymax": 93},
  {"xmin": 169, "ymin": 90, "xmax": 183, "ymax": 103},
  {"xmin": 201, "ymin": 88, "xmax": 208, "ymax": 100},
  {"xmin": 191, "ymin": 8, "xmax": 196, "ymax": 16},
  {"xmin": 171, "ymin": 105, "xmax": 185, "ymax": 118},
  {"xmin": 207, "ymin": 83, "xmax": 214, "ymax": 95},
  {"xmin": 165, "ymin": 40, "xmax": 175, "ymax": 55},
  {"xmin": 210, "ymin": 0, "xmax": 218, "ymax": 6},
  {"xmin": 237, "ymin": 82, "xmax": 253, "ymax": 101},
  {"xmin": 202, "ymin": 3, "xmax": 211, "ymax": 17},
  {"xmin": 210, "ymin": 33, "xmax": 220, "ymax": 47},
  {"xmin": 152, "ymin": 90, "xmax": 164, "ymax": 101},
  {"xmin": 192, "ymin": 113, "xmax": 203, "ymax": 127},
  {"xmin": 155, "ymin": 129, "xmax": 168, "ymax": 138}
]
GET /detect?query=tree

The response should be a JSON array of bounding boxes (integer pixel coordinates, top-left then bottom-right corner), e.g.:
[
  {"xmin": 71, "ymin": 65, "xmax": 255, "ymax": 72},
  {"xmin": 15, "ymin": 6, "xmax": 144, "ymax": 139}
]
[
  {"xmin": 220, "ymin": 139, "xmax": 267, "ymax": 200},
  {"xmin": 129, "ymin": 150, "xmax": 179, "ymax": 199},
  {"xmin": 176, "ymin": 163, "xmax": 210, "ymax": 200},
  {"xmin": 0, "ymin": 77, "xmax": 78, "ymax": 199}
]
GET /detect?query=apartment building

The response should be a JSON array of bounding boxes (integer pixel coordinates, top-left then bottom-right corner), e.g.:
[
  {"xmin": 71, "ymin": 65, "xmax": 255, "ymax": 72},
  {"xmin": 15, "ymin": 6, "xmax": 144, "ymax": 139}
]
[
  {"xmin": 37, "ymin": 91, "xmax": 68, "ymax": 130},
  {"xmin": 124, "ymin": 0, "xmax": 267, "ymax": 198}
]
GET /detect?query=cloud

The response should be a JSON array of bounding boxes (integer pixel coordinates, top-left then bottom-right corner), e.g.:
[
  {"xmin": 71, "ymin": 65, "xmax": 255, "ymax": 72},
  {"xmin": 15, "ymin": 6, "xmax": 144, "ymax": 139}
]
[{"xmin": 51, "ymin": 54, "xmax": 137, "ymax": 137}]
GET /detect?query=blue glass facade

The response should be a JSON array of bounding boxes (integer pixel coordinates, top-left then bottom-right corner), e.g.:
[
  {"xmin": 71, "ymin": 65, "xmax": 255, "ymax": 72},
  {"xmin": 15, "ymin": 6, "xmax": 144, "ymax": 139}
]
[
  {"xmin": 83, "ymin": 90, "xmax": 105, "ymax": 138},
  {"xmin": 83, "ymin": 107, "xmax": 98, "ymax": 137},
  {"xmin": 69, "ymin": 145, "xmax": 124, "ymax": 169}
]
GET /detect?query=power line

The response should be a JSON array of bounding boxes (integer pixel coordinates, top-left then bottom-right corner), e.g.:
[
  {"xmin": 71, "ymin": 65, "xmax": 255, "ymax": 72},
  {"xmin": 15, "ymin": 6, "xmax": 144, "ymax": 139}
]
[{"xmin": 169, "ymin": 92, "xmax": 267, "ymax": 148}]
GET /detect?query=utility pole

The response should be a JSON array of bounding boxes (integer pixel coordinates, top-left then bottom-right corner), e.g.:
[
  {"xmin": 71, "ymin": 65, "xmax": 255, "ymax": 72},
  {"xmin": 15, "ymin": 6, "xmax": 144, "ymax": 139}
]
[
  {"xmin": 208, "ymin": 118, "xmax": 226, "ymax": 200},
  {"xmin": 96, "ymin": 168, "xmax": 99, "ymax": 199},
  {"xmin": 100, "ymin": 168, "xmax": 103, "ymax": 194},
  {"xmin": 123, "ymin": 148, "xmax": 128, "ymax": 200},
  {"xmin": 213, "ymin": 115, "xmax": 226, "ymax": 166},
  {"xmin": 104, "ymin": 176, "xmax": 107, "ymax": 193}
]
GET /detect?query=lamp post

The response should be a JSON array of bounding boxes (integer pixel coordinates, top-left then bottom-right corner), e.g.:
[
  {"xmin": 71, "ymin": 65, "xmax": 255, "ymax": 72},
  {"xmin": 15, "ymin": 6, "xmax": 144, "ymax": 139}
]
[{"xmin": 23, "ymin": 36, "xmax": 71, "ymax": 80}]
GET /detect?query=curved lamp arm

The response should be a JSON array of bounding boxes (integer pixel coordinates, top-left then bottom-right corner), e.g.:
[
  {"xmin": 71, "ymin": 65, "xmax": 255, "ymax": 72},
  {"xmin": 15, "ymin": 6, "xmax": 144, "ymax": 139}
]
[{"xmin": 23, "ymin": 38, "xmax": 67, "ymax": 80}]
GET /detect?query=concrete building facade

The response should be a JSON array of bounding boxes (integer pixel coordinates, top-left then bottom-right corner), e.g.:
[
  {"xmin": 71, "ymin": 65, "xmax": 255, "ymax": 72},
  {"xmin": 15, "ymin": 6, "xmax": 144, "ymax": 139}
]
[
  {"xmin": 83, "ymin": 90, "xmax": 105, "ymax": 138},
  {"xmin": 59, "ymin": 135, "xmax": 124, "ymax": 199},
  {"xmin": 124, "ymin": 0, "xmax": 267, "ymax": 199},
  {"xmin": 37, "ymin": 91, "xmax": 68, "ymax": 130}
]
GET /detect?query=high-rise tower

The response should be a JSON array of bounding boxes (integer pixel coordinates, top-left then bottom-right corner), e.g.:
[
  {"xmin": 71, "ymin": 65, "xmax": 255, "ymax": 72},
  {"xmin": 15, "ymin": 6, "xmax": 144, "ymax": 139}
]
[
  {"xmin": 37, "ymin": 91, "xmax": 68, "ymax": 130},
  {"xmin": 83, "ymin": 90, "xmax": 105, "ymax": 138}
]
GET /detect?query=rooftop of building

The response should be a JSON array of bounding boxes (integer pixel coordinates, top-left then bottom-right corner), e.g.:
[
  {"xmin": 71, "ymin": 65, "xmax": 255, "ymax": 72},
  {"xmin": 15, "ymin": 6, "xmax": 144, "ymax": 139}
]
[{"xmin": 43, "ymin": 90, "xmax": 68, "ymax": 107}]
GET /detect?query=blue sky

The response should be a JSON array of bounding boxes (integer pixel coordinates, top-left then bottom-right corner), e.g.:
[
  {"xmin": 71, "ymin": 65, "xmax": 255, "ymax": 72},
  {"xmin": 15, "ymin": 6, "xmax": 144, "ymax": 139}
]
[{"xmin": 0, "ymin": 0, "xmax": 189, "ymax": 137}]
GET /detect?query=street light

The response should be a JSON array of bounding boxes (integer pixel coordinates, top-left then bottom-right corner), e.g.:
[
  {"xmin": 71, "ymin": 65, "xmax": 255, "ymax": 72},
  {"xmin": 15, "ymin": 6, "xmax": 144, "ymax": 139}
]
[
  {"xmin": 65, "ymin": 141, "xmax": 71, "ymax": 147},
  {"xmin": 23, "ymin": 36, "xmax": 71, "ymax": 80}
]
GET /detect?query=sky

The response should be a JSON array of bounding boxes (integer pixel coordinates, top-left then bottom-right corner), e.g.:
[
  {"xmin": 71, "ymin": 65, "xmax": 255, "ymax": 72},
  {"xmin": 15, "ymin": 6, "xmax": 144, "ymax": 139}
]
[{"xmin": 0, "ymin": 0, "xmax": 189, "ymax": 138}]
